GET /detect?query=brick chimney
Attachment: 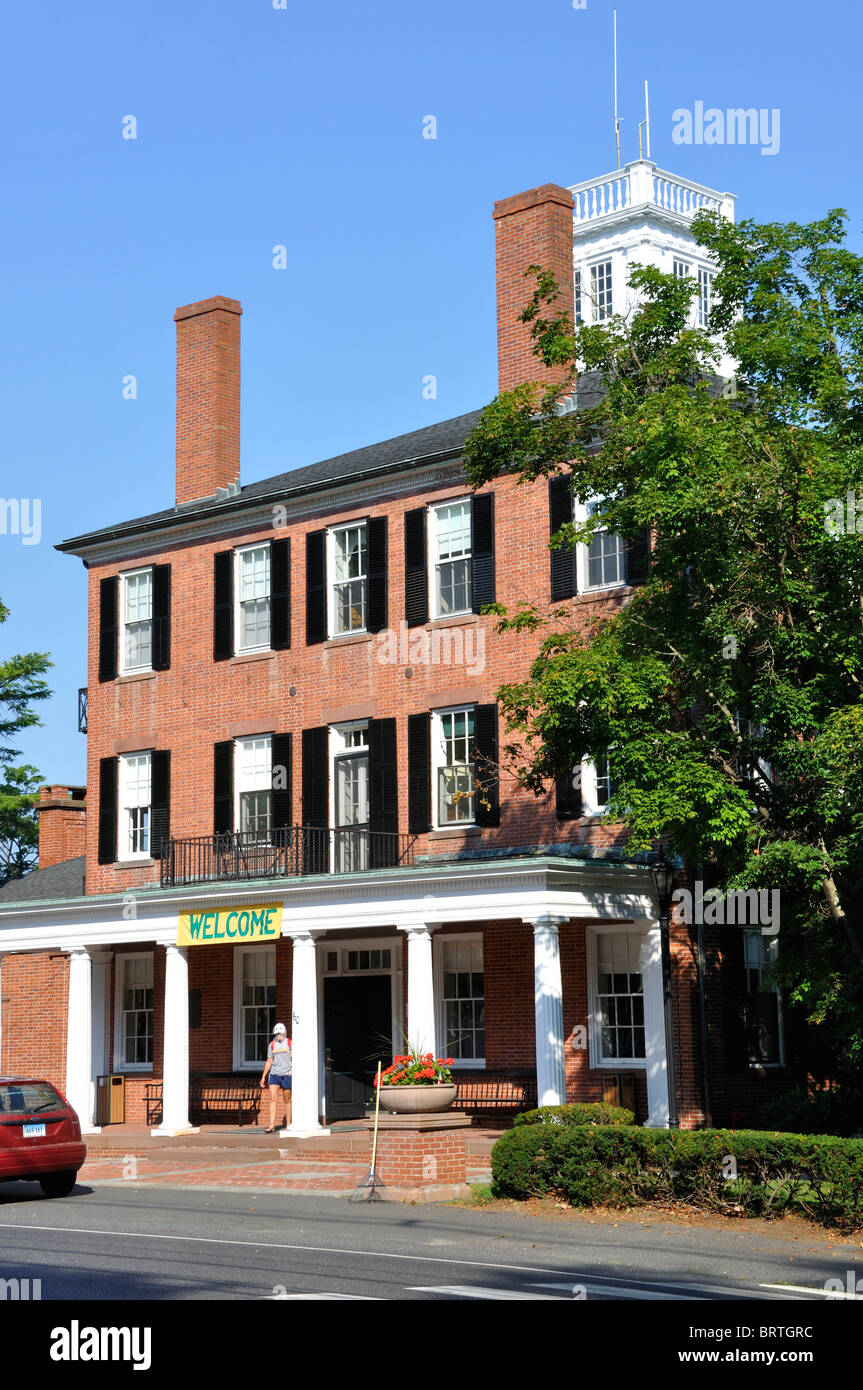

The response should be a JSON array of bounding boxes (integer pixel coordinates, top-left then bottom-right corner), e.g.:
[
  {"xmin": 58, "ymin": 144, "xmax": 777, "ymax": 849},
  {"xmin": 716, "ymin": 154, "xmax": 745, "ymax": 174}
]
[
  {"xmin": 36, "ymin": 785, "xmax": 87, "ymax": 869},
  {"xmin": 493, "ymin": 184, "xmax": 575, "ymax": 394},
  {"xmin": 174, "ymin": 295, "xmax": 242, "ymax": 506}
]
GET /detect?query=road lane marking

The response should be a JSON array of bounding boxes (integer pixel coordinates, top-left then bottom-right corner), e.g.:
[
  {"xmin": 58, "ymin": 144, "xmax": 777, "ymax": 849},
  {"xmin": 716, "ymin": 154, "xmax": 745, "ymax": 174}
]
[
  {"xmin": 407, "ymin": 1285, "xmax": 564, "ymax": 1300},
  {"xmin": 759, "ymin": 1282, "xmax": 863, "ymax": 1300}
]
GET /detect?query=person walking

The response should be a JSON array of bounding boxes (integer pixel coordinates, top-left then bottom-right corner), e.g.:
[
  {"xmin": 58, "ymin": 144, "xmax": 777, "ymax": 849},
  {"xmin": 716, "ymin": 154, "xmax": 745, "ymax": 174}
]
[{"xmin": 261, "ymin": 1022, "xmax": 292, "ymax": 1132}]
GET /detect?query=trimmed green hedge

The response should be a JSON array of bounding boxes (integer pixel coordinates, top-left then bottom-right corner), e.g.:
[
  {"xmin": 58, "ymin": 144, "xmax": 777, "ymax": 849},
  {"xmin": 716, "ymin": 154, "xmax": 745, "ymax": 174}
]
[
  {"xmin": 514, "ymin": 1103, "xmax": 634, "ymax": 1128},
  {"xmin": 491, "ymin": 1125, "xmax": 863, "ymax": 1231}
]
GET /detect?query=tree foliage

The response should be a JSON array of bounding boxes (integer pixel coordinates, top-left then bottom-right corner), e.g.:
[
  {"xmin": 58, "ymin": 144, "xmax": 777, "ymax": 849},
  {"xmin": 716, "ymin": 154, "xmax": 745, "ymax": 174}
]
[{"xmin": 0, "ymin": 599, "xmax": 51, "ymax": 883}]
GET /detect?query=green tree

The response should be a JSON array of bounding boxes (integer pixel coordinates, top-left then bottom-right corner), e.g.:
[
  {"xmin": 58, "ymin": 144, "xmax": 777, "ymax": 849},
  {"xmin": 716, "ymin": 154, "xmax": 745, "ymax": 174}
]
[
  {"xmin": 0, "ymin": 599, "xmax": 51, "ymax": 883},
  {"xmin": 463, "ymin": 208, "xmax": 863, "ymax": 1081}
]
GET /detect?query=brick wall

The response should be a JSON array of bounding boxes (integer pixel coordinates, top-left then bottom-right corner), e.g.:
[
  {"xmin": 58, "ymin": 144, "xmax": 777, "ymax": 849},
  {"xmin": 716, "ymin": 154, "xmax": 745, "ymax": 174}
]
[
  {"xmin": 174, "ymin": 297, "xmax": 242, "ymax": 505},
  {"xmin": 36, "ymin": 785, "xmax": 86, "ymax": 869},
  {"xmin": 0, "ymin": 951, "xmax": 69, "ymax": 1087},
  {"xmin": 493, "ymin": 183, "xmax": 575, "ymax": 394}
]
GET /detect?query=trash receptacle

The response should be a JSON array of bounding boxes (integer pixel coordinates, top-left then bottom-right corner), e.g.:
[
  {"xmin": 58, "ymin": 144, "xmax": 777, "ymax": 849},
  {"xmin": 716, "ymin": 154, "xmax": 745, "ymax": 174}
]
[{"xmin": 95, "ymin": 1075, "xmax": 125, "ymax": 1125}]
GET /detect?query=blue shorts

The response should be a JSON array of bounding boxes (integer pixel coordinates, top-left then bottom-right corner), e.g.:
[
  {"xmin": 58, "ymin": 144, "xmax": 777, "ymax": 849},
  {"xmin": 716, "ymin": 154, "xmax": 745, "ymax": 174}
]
[{"xmin": 268, "ymin": 1074, "xmax": 292, "ymax": 1090}]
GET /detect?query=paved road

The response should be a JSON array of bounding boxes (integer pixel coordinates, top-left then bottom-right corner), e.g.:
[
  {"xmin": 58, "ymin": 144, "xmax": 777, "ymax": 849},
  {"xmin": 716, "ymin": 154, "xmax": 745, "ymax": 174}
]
[{"xmin": 1, "ymin": 1179, "xmax": 861, "ymax": 1301}]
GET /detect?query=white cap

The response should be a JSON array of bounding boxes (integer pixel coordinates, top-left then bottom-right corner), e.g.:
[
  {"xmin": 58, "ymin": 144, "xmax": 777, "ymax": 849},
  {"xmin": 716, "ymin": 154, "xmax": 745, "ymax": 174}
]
[{"xmin": 273, "ymin": 1022, "xmax": 287, "ymax": 1035}]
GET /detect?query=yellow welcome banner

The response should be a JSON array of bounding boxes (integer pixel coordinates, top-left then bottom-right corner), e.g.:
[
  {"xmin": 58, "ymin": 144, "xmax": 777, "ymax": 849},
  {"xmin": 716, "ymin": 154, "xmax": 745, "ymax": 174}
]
[{"xmin": 177, "ymin": 902, "xmax": 282, "ymax": 947}]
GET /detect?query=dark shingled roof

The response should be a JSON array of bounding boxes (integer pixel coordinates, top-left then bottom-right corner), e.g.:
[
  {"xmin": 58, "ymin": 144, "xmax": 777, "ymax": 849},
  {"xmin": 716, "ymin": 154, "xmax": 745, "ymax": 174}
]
[
  {"xmin": 0, "ymin": 857, "xmax": 85, "ymax": 905},
  {"xmin": 58, "ymin": 408, "xmax": 487, "ymax": 553}
]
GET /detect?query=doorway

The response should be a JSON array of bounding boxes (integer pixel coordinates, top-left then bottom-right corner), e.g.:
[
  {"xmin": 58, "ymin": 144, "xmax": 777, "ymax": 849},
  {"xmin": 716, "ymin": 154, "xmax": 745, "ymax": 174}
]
[{"xmin": 323, "ymin": 975, "xmax": 393, "ymax": 1120}]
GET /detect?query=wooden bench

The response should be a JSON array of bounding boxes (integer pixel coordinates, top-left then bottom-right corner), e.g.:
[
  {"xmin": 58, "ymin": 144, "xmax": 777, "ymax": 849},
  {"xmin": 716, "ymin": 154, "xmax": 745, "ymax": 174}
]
[
  {"xmin": 450, "ymin": 1070, "xmax": 538, "ymax": 1114},
  {"xmin": 145, "ymin": 1077, "xmax": 262, "ymax": 1128}
]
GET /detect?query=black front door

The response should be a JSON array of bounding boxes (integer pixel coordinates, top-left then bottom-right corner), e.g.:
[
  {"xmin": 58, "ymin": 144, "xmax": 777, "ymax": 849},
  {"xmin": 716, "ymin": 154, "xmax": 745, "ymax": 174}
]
[{"xmin": 324, "ymin": 976, "xmax": 392, "ymax": 1121}]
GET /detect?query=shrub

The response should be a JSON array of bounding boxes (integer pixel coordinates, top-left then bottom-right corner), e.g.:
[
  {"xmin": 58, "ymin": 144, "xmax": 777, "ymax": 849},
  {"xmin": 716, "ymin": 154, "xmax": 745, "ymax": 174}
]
[
  {"xmin": 514, "ymin": 1103, "xmax": 634, "ymax": 1129},
  {"xmin": 756, "ymin": 1089, "xmax": 862, "ymax": 1138},
  {"xmin": 490, "ymin": 1125, "xmax": 863, "ymax": 1231}
]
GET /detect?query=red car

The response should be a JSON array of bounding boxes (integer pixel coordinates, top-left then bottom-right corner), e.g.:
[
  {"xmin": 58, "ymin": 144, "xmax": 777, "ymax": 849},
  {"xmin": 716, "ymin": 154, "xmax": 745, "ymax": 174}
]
[{"xmin": 0, "ymin": 1076, "xmax": 87, "ymax": 1197}]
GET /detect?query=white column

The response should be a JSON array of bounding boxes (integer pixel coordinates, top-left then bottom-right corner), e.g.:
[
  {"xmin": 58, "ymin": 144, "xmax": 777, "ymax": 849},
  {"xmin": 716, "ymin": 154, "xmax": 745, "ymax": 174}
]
[
  {"xmin": 527, "ymin": 915, "xmax": 568, "ymax": 1108},
  {"xmin": 90, "ymin": 952, "xmax": 111, "ymax": 1125},
  {"xmin": 285, "ymin": 930, "xmax": 329, "ymax": 1137},
  {"xmin": 641, "ymin": 926, "xmax": 670, "ymax": 1128},
  {"xmin": 152, "ymin": 944, "xmax": 198, "ymax": 1136},
  {"xmin": 66, "ymin": 947, "xmax": 100, "ymax": 1134},
  {"xmin": 400, "ymin": 925, "xmax": 437, "ymax": 1056}
]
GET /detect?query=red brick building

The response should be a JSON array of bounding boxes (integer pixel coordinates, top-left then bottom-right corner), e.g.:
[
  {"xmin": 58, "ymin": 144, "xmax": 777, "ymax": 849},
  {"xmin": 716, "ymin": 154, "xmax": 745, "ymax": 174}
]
[{"xmin": 0, "ymin": 160, "xmax": 799, "ymax": 1135}]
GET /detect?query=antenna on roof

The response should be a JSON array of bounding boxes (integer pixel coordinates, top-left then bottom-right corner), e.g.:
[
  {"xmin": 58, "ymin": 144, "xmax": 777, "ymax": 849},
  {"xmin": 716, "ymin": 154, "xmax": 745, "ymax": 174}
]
[
  {"xmin": 613, "ymin": 8, "xmax": 621, "ymax": 170},
  {"xmin": 638, "ymin": 80, "xmax": 651, "ymax": 160}
]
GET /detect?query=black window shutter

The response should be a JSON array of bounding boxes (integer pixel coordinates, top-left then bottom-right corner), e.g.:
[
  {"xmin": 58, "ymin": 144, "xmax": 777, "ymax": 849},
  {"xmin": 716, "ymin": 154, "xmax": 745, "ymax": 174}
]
[
  {"xmin": 98, "ymin": 756, "xmax": 118, "ymax": 864},
  {"xmin": 627, "ymin": 527, "xmax": 652, "ymax": 586},
  {"xmin": 471, "ymin": 493, "xmax": 496, "ymax": 612},
  {"xmin": 404, "ymin": 508, "xmax": 429, "ymax": 628},
  {"xmin": 98, "ymin": 577, "xmax": 118, "ymax": 682},
  {"xmin": 407, "ymin": 712, "xmax": 432, "ymax": 834},
  {"xmin": 720, "ymin": 926, "xmax": 750, "ymax": 1072},
  {"xmin": 272, "ymin": 732, "xmax": 293, "ymax": 830},
  {"xmin": 301, "ymin": 727, "xmax": 329, "ymax": 826},
  {"xmin": 366, "ymin": 517, "xmax": 388, "ymax": 634},
  {"xmin": 213, "ymin": 740, "xmax": 234, "ymax": 834},
  {"xmin": 150, "ymin": 750, "xmax": 171, "ymax": 859},
  {"xmin": 474, "ymin": 702, "xmax": 500, "ymax": 826},
  {"xmin": 306, "ymin": 531, "xmax": 327, "ymax": 645},
  {"xmin": 271, "ymin": 538, "xmax": 291, "ymax": 650},
  {"xmin": 556, "ymin": 764, "xmax": 583, "ymax": 819},
  {"xmin": 368, "ymin": 717, "xmax": 398, "ymax": 867},
  {"xmin": 152, "ymin": 565, "xmax": 171, "ymax": 670},
  {"xmin": 549, "ymin": 475, "xmax": 578, "ymax": 600},
  {"xmin": 213, "ymin": 552, "xmax": 233, "ymax": 661}
]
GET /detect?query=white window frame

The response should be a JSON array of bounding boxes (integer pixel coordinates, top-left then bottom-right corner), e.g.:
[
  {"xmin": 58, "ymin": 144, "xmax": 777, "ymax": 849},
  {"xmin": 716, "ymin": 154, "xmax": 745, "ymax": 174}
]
[
  {"xmin": 234, "ymin": 735, "xmax": 273, "ymax": 838},
  {"xmin": 574, "ymin": 267, "xmax": 583, "ymax": 325},
  {"xmin": 434, "ymin": 931, "xmax": 485, "ymax": 1068},
  {"xmin": 697, "ymin": 267, "xmax": 715, "ymax": 328},
  {"xmin": 581, "ymin": 755, "xmax": 612, "ymax": 817},
  {"xmin": 234, "ymin": 542, "xmax": 271, "ymax": 654},
  {"xmin": 428, "ymin": 498, "xmax": 473, "ymax": 620},
  {"xmin": 672, "ymin": 257, "xmax": 691, "ymax": 280},
  {"xmin": 431, "ymin": 705, "xmax": 476, "ymax": 829},
  {"xmin": 327, "ymin": 521, "xmax": 369, "ymax": 638},
  {"xmin": 119, "ymin": 567, "xmax": 154, "ymax": 675},
  {"xmin": 113, "ymin": 951, "xmax": 154, "ymax": 1073},
  {"xmin": 575, "ymin": 498, "xmax": 627, "ymax": 592},
  {"xmin": 744, "ymin": 930, "xmax": 785, "ymax": 1069},
  {"xmin": 117, "ymin": 750, "xmax": 153, "ymax": 862},
  {"xmin": 233, "ymin": 943, "xmax": 278, "ymax": 1071},
  {"xmin": 586, "ymin": 927, "xmax": 647, "ymax": 1070},
  {"xmin": 328, "ymin": 723, "xmax": 370, "ymax": 872},
  {"xmin": 589, "ymin": 259, "xmax": 614, "ymax": 322}
]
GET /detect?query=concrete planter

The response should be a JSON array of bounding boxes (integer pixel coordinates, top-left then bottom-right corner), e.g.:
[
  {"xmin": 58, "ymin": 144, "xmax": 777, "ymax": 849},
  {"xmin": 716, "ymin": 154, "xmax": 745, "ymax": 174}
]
[{"xmin": 378, "ymin": 1084, "xmax": 458, "ymax": 1114}]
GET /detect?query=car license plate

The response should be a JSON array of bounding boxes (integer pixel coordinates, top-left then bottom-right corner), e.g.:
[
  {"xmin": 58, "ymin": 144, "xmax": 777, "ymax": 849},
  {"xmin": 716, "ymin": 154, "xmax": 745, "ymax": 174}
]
[{"xmin": 23, "ymin": 1123, "xmax": 46, "ymax": 1138}]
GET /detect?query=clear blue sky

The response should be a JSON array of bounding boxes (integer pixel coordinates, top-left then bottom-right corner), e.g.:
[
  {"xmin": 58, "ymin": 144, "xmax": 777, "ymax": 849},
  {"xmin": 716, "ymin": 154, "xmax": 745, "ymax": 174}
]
[{"xmin": 2, "ymin": 0, "xmax": 860, "ymax": 785}]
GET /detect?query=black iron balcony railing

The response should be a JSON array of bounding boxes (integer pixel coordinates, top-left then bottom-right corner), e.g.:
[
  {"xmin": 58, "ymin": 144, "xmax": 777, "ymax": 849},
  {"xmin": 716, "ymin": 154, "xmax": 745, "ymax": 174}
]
[
  {"xmin": 160, "ymin": 825, "xmax": 415, "ymax": 889},
  {"xmin": 78, "ymin": 687, "xmax": 88, "ymax": 734}
]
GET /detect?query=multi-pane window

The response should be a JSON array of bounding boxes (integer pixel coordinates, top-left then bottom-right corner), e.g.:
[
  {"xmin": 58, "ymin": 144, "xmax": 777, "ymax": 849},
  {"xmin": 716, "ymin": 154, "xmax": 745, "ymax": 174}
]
[
  {"xmin": 241, "ymin": 949, "xmax": 276, "ymax": 1066},
  {"xmin": 346, "ymin": 948, "xmax": 391, "ymax": 972},
  {"xmin": 596, "ymin": 934, "xmax": 645, "ymax": 1061},
  {"xmin": 122, "ymin": 569, "xmax": 153, "ymax": 672},
  {"xmin": 119, "ymin": 752, "xmax": 151, "ymax": 858},
  {"xmin": 237, "ymin": 545, "xmax": 271, "ymax": 651},
  {"xmin": 236, "ymin": 736, "xmax": 272, "ymax": 840},
  {"xmin": 442, "ymin": 939, "xmax": 484, "ymax": 1060},
  {"xmin": 590, "ymin": 260, "xmax": 613, "ymax": 321},
  {"xmin": 585, "ymin": 500, "xmax": 626, "ymax": 588},
  {"xmin": 582, "ymin": 754, "xmax": 612, "ymax": 815},
  {"xmin": 331, "ymin": 523, "xmax": 368, "ymax": 635},
  {"xmin": 332, "ymin": 724, "xmax": 369, "ymax": 870},
  {"xmin": 574, "ymin": 268, "xmax": 583, "ymax": 325},
  {"xmin": 435, "ymin": 708, "xmax": 475, "ymax": 825},
  {"xmin": 672, "ymin": 258, "xmax": 691, "ymax": 279},
  {"xmin": 119, "ymin": 955, "xmax": 154, "ymax": 1068},
  {"xmin": 431, "ymin": 500, "xmax": 472, "ymax": 617},
  {"xmin": 697, "ymin": 268, "xmax": 714, "ymax": 328},
  {"xmin": 744, "ymin": 931, "xmax": 783, "ymax": 1065}
]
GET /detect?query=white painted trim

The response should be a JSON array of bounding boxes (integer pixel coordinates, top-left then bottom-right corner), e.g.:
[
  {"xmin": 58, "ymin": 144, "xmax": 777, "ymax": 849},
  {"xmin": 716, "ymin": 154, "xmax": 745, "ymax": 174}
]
[
  {"xmin": 118, "ymin": 566, "xmax": 154, "ymax": 676},
  {"xmin": 428, "ymin": 496, "xmax": 473, "ymax": 621},
  {"xmin": 430, "ymin": 705, "xmax": 476, "ymax": 830},
  {"xmin": 326, "ymin": 520, "xmax": 369, "ymax": 639},
  {"xmin": 586, "ymin": 925, "xmax": 649, "ymax": 1070},
  {"xmin": 112, "ymin": 951, "xmax": 155, "ymax": 1073},
  {"xmin": 232, "ymin": 942, "xmax": 278, "ymax": 1071},
  {"xmin": 433, "ymin": 931, "xmax": 485, "ymax": 1067},
  {"xmin": 234, "ymin": 541, "xmax": 272, "ymax": 655}
]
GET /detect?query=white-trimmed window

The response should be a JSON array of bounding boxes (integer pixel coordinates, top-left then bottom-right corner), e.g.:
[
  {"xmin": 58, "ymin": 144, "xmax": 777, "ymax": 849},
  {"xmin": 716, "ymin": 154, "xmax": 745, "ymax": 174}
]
[
  {"xmin": 120, "ymin": 568, "xmax": 153, "ymax": 674},
  {"xmin": 744, "ymin": 930, "xmax": 784, "ymax": 1066},
  {"xmin": 590, "ymin": 260, "xmax": 613, "ymax": 321},
  {"xmin": 118, "ymin": 752, "xmax": 152, "ymax": 860},
  {"xmin": 437, "ymin": 935, "xmax": 484, "ymax": 1064},
  {"xmin": 697, "ymin": 267, "xmax": 714, "ymax": 328},
  {"xmin": 672, "ymin": 257, "xmax": 691, "ymax": 280},
  {"xmin": 329, "ymin": 522, "xmax": 368, "ymax": 636},
  {"xmin": 115, "ymin": 953, "xmax": 154, "ymax": 1070},
  {"xmin": 432, "ymin": 707, "xmax": 475, "ymax": 827},
  {"xmin": 589, "ymin": 931, "xmax": 646, "ymax": 1065},
  {"xmin": 234, "ymin": 946, "xmax": 277, "ymax": 1069},
  {"xmin": 577, "ymin": 498, "xmax": 627, "ymax": 591},
  {"xmin": 330, "ymin": 723, "xmax": 369, "ymax": 870},
  {"xmin": 430, "ymin": 499, "xmax": 472, "ymax": 618},
  {"xmin": 574, "ymin": 268, "xmax": 583, "ymax": 325},
  {"xmin": 235, "ymin": 544, "xmax": 271, "ymax": 652},
  {"xmin": 581, "ymin": 755, "xmax": 612, "ymax": 816},
  {"xmin": 235, "ymin": 736, "xmax": 272, "ymax": 840}
]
